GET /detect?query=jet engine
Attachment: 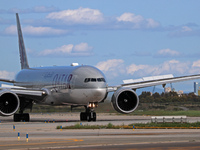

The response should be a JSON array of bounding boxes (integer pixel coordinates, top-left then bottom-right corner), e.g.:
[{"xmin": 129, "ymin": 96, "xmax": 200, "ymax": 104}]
[
  {"xmin": 0, "ymin": 90, "xmax": 20, "ymax": 116},
  {"xmin": 111, "ymin": 88, "xmax": 139, "ymax": 114}
]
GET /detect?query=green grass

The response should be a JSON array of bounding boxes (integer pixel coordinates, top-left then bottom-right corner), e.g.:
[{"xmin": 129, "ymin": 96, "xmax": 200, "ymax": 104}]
[
  {"xmin": 131, "ymin": 122, "xmax": 200, "ymax": 128},
  {"xmin": 57, "ymin": 123, "xmax": 128, "ymax": 129},
  {"xmin": 132, "ymin": 110, "xmax": 200, "ymax": 117},
  {"xmin": 57, "ymin": 122, "xmax": 200, "ymax": 130}
]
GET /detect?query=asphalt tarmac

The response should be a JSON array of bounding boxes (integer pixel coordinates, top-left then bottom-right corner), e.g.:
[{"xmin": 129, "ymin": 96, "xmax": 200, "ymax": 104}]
[{"xmin": 0, "ymin": 113, "xmax": 200, "ymax": 150}]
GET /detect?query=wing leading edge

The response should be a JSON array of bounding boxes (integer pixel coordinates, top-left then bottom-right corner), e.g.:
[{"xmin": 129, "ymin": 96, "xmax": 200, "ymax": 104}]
[{"xmin": 108, "ymin": 74, "xmax": 200, "ymax": 92}]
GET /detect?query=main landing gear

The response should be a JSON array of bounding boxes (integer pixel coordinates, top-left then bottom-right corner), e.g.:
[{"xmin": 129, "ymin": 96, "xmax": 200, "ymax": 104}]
[
  {"xmin": 14, "ymin": 112, "xmax": 30, "ymax": 122},
  {"xmin": 13, "ymin": 98, "xmax": 32, "ymax": 122},
  {"xmin": 80, "ymin": 102, "xmax": 97, "ymax": 122}
]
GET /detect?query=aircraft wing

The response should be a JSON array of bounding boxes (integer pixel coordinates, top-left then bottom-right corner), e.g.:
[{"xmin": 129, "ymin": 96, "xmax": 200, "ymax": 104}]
[
  {"xmin": 0, "ymin": 84, "xmax": 46, "ymax": 97},
  {"xmin": 0, "ymin": 78, "xmax": 45, "ymax": 97},
  {"xmin": 0, "ymin": 78, "xmax": 15, "ymax": 83},
  {"xmin": 0, "ymin": 87, "xmax": 46, "ymax": 97},
  {"xmin": 108, "ymin": 74, "xmax": 200, "ymax": 92},
  {"xmin": 9, "ymin": 89, "xmax": 45, "ymax": 96}
]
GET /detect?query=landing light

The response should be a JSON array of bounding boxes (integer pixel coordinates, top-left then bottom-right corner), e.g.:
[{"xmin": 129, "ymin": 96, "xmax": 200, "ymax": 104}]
[{"xmin": 88, "ymin": 102, "xmax": 98, "ymax": 108}]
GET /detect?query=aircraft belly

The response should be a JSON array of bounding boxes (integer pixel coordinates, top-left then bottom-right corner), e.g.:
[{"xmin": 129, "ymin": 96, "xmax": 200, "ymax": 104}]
[
  {"xmin": 41, "ymin": 88, "xmax": 107, "ymax": 105},
  {"xmin": 60, "ymin": 88, "xmax": 107, "ymax": 105}
]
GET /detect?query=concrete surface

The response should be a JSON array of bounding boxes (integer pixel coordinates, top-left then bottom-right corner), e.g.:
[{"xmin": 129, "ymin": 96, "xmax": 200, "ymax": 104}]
[{"xmin": 0, "ymin": 113, "xmax": 200, "ymax": 150}]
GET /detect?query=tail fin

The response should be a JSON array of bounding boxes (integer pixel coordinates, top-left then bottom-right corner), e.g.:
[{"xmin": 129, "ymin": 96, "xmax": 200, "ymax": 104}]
[{"xmin": 16, "ymin": 13, "xmax": 29, "ymax": 70}]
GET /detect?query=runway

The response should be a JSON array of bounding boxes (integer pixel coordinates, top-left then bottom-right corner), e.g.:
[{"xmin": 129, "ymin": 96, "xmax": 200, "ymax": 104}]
[{"xmin": 0, "ymin": 113, "xmax": 200, "ymax": 150}]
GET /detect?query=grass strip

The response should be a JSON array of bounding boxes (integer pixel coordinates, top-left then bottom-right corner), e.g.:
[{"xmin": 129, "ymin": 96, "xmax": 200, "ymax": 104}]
[
  {"xmin": 132, "ymin": 110, "xmax": 200, "ymax": 117},
  {"xmin": 57, "ymin": 122, "xmax": 200, "ymax": 130},
  {"xmin": 132, "ymin": 122, "xmax": 200, "ymax": 129}
]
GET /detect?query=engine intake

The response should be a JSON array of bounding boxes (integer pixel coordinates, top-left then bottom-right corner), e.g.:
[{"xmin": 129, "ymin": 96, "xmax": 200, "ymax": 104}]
[
  {"xmin": 111, "ymin": 88, "xmax": 139, "ymax": 114},
  {"xmin": 0, "ymin": 90, "xmax": 20, "ymax": 116}
]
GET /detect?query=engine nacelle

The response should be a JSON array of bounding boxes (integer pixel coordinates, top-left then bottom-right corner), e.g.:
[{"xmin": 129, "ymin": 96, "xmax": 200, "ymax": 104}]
[
  {"xmin": 0, "ymin": 90, "xmax": 20, "ymax": 116},
  {"xmin": 111, "ymin": 88, "xmax": 139, "ymax": 114}
]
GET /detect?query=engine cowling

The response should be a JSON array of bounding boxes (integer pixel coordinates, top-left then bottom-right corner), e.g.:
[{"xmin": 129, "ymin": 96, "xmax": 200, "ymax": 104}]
[
  {"xmin": 111, "ymin": 88, "xmax": 139, "ymax": 114},
  {"xmin": 0, "ymin": 90, "xmax": 20, "ymax": 116}
]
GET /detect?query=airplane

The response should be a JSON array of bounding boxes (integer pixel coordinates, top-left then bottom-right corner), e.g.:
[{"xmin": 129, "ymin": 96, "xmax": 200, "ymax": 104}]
[{"xmin": 1, "ymin": 13, "xmax": 200, "ymax": 122}]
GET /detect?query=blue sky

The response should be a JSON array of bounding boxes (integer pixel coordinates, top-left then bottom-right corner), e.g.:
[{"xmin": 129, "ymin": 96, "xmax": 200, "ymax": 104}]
[{"xmin": 1, "ymin": 0, "xmax": 200, "ymax": 92}]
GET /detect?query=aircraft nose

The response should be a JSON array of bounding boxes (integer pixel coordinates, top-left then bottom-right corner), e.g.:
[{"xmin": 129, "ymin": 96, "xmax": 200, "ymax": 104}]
[{"xmin": 92, "ymin": 88, "xmax": 107, "ymax": 102}]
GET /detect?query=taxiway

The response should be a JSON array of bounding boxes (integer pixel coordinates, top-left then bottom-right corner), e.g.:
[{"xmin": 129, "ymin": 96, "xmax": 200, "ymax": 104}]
[{"xmin": 0, "ymin": 113, "xmax": 200, "ymax": 150}]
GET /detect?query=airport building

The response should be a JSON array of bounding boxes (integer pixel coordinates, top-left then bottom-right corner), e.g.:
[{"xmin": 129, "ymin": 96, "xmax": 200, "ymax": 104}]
[
  {"xmin": 164, "ymin": 87, "xmax": 183, "ymax": 97},
  {"xmin": 194, "ymin": 82, "xmax": 200, "ymax": 95}
]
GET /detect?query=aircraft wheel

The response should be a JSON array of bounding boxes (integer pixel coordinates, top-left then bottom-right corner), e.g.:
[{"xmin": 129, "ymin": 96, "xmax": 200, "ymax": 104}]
[
  {"xmin": 13, "ymin": 113, "xmax": 30, "ymax": 122},
  {"xmin": 92, "ymin": 112, "xmax": 96, "ymax": 121},
  {"xmin": 87, "ymin": 112, "xmax": 96, "ymax": 122},
  {"xmin": 14, "ymin": 114, "xmax": 21, "ymax": 122},
  {"xmin": 80, "ymin": 112, "xmax": 97, "ymax": 122},
  {"xmin": 87, "ymin": 113, "xmax": 92, "ymax": 122},
  {"xmin": 23, "ymin": 113, "xmax": 30, "ymax": 122},
  {"xmin": 80, "ymin": 112, "xmax": 87, "ymax": 121}
]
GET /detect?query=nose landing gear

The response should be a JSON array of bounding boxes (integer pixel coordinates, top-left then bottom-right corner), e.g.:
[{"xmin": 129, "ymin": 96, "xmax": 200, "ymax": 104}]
[{"xmin": 80, "ymin": 102, "xmax": 97, "ymax": 122}]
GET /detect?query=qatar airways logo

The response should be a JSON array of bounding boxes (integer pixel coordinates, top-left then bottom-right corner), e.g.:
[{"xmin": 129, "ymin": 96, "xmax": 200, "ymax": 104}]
[{"xmin": 52, "ymin": 74, "xmax": 73, "ymax": 89}]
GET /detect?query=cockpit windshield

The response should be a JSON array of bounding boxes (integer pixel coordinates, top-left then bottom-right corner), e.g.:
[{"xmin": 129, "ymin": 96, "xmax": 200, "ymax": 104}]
[{"xmin": 84, "ymin": 78, "xmax": 106, "ymax": 83}]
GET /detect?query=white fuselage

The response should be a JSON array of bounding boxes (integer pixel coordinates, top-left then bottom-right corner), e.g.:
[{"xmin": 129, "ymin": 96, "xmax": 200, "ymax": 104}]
[{"xmin": 14, "ymin": 65, "xmax": 108, "ymax": 106}]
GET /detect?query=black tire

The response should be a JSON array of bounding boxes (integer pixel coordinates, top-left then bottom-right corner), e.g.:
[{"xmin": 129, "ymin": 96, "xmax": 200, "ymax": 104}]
[
  {"xmin": 80, "ymin": 112, "xmax": 87, "ymax": 121},
  {"xmin": 87, "ymin": 113, "xmax": 92, "ymax": 122},
  {"xmin": 13, "ymin": 113, "xmax": 30, "ymax": 122},
  {"xmin": 92, "ymin": 112, "xmax": 96, "ymax": 121},
  {"xmin": 14, "ymin": 114, "xmax": 21, "ymax": 122},
  {"xmin": 23, "ymin": 113, "xmax": 30, "ymax": 122}
]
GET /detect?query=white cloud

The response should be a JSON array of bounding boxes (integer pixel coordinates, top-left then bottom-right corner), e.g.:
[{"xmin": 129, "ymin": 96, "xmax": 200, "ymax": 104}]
[
  {"xmin": 168, "ymin": 25, "xmax": 200, "ymax": 37},
  {"xmin": 2, "ymin": 8, "xmax": 162, "ymax": 37},
  {"xmin": 96, "ymin": 59, "xmax": 124, "ymax": 72},
  {"xmin": 155, "ymin": 60, "xmax": 189, "ymax": 75},
  {"xmin": 39, "ymin": 44, "xmax": 73, "ymax": 56},
  {"xmin": 127, "ymin": 64, "xmax": 148, "ymax": 75},
  {"xmin": 46, "ymin": 7, "xmax": 104, "ymax": 25},
  {"xmin": 146, "ymin": 18, "xmax": 160, "ymax": 28},
  {"xmin": 96, "ymin": 59, "xmax": 125, "ymax": 77},
  {"xmin": 4, "ymin": 25, "xmax": 68, "ymax": 36},
  {"xmin": 73, "ymin": 43, "xmax": 93, "ymax": 52},
  {"xmin": 181, "ymin": 26, "xmax": 192, "ymax": 32},
  {"xmin": 4, "ymin": 25, "xmax": 16, "ymax": 35},
  {"xmin": 192, "ymin": 60, "xmax": 200, "ymax": 67},
  {"xmin": 39, "ymin": 43, "xmax": 93, "ymax": 56},
  {"xmin": 156, "ymin": 48, "xmax": 180, "ymax": 57},
  {"xmin": 117, "ymin": 13, "xmax": 144, "ymax": 24},
  {"xmin": 116, "ymin": 13, "xmax": 160, "ymax": 29},
  {"xmin": 23, "ymin": 26, "xmax": 67, "ymax": 36},
  {"xmin": 97, "ymin": 59, "xmax": 197, "ymax": 78},
  {"xmin": 0, "ymin": 70, "xmax": 15, "ymax": 79},
  {"xmin": 127, "ymin": 60, "xmax": 190, "ymax": 76}
]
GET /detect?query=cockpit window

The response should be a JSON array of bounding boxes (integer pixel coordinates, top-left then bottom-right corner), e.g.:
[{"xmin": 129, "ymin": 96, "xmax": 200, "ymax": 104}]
[
  {"xmin": 84, "ymin": 78, "xmax": 106, "ymax": 83},
  {"xmin": 91, "ymin": 78, "xmax": 96, "ymax": 82},
  {"xmin": 97, "ymin": 78, "xmax": 102, "ymax": 82},
  {"xmin": 84, "ymin": 78, "xmax": 90, "ymax": 82},
  {"xmin": 97, "ymin": 78, "xmax": 106, "ymax": 82}
]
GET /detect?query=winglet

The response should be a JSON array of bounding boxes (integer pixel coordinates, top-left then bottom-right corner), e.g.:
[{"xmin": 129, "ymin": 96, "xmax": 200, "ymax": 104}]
[{"xmin": 16, "ymin": 13, "xmax": 29, "ymax": 70}]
